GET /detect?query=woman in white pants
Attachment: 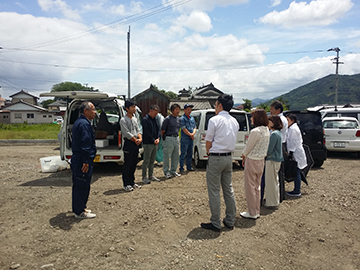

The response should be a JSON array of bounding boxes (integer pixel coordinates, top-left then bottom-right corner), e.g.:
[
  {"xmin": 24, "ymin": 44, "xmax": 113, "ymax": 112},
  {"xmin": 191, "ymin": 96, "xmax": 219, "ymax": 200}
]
[{"xmin": 264, "ymin": 115, "xmax": 283, "ymax": 208}]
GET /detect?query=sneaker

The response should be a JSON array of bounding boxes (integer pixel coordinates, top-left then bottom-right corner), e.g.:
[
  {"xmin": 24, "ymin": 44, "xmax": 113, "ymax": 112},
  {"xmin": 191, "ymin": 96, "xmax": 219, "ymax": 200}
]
[
  {"xmin": 240, "ymin": 212, "xmax": 260, "ymax": 220},
  {"xmin": 187, "ymin": 168, "xmax": 195, "ymax": 172},
  {"xmin": 124, "ymin": 185, "xmax": 134, "ymax": 192},
  {"xmin": 133, "ymin": 183, "xmax": 142, "ymax": 189},
  {"xmin": 286, "ymin": 191, "xmax": 301, "ymax": 197},
  {"xmin": 150, "ymin": 176, "xmax": 160, "ymax": 182},
  {"xmin": 172, "ymin": 172, "xmax": 181, "ymax": 177},
  {"xmin": 165, "ymin": 172, "xmax": 172, "ymax": 179},
  {"xmin": 142, "ymin": 177, "xmax": 151, "ymax": 184},
  {"xmin": 75, "ymin": 212, "xmax": 96, "ymax": 219},
  {"xmin": 156, "ymin": 162, "xmax": 162, "ymax": 167}
]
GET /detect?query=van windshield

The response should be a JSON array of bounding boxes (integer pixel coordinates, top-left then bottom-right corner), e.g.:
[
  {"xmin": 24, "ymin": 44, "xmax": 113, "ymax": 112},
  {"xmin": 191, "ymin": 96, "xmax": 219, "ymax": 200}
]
[{"xmin": 205, "ymin": 112, "xmax": 247, "ymax": 131}]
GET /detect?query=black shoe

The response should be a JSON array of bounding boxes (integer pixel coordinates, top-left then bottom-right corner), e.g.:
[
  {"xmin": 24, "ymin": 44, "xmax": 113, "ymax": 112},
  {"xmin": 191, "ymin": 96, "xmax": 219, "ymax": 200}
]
[
  {"xmin": 187, "ymin": 168, "xmax": 195, "ymax": 171},
  {"xmin": 200, "ymin": 223, "xmax": 221, "ymax": 232},
  {"xmin": 222, "ymin": 219, "xmax": 234, "ymax": 230}
]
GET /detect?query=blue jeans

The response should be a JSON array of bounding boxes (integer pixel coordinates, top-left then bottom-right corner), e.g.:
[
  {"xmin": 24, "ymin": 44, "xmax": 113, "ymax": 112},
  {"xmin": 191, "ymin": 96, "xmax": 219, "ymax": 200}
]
[{"xmin": 179, "ymin": 139, "xmax": 193, "ymax": 171}]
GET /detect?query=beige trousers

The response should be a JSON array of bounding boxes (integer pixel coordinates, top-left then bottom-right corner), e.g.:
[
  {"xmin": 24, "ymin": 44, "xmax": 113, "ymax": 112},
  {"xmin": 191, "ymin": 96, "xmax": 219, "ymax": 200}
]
[
  {"xmin": 265, "ymin": 160, "xmax": 281, "ymax": 207},
  {"xmin": 244, "ymin": 158, "xmax": 264, "ymax": 216}
]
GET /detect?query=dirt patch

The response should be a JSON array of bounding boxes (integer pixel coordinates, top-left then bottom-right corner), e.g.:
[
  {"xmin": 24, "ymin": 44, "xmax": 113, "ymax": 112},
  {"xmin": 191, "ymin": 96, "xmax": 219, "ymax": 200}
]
[{"xmin": 0, "ymin": 143, "xmax": 359, "ymax": 270}]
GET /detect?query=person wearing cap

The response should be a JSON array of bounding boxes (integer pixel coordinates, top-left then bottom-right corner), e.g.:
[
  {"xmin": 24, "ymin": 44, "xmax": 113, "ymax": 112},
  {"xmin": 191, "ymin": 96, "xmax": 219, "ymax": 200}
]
[
  {"xmin": 120, "ymin": 100, "xmax": 142, "ymax": 191},
  {"xmin": 161, "ymin": 103, "xmax": 181, "ymax": 179},
  {"xmin": 200, "ymin": 94, "xmax": 239, "ymax": 232},
  {"xmin": 179, "ymin": 103, "xmax": 196, "ymax": 173}
]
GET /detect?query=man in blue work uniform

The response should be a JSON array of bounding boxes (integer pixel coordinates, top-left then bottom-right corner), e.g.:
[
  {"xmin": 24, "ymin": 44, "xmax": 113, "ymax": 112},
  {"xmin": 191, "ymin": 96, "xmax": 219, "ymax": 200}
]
[
  {"xmin": 179, "ymin": 103, "xmax": 196, "ymax": 173},
  {"xmin": 71, "ymin": 101, "xmax": 97, "ymax": 219}
]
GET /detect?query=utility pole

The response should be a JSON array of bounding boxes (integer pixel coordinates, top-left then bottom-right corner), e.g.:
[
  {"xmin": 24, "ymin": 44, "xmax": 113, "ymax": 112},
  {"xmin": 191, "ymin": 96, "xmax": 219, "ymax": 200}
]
[
  {"xmin": 127, "ymin": 26, "xmax": 131, "ymax": 99},
  {"xmin": 327, "ymin": 47, "xmax": 343, "ymax": 108}
]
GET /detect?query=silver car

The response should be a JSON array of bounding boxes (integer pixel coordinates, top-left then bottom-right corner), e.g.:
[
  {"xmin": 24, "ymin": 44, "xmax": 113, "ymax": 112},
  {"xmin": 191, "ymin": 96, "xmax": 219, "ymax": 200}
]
[{"xmin": 323, "ymin": 117, "xmax": 360, "ymax": 156}]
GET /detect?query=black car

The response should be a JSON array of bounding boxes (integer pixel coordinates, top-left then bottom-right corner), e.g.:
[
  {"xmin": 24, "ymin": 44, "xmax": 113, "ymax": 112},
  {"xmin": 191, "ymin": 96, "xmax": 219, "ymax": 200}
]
[{"xmin": 284, "ymin": 110, "xmax": 327, "ymax": 167}]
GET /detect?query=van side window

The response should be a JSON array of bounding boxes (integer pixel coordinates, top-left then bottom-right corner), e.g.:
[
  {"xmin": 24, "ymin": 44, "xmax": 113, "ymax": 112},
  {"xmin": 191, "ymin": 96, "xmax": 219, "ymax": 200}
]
[
  {"xmin": 193, "ymin": 115, "xmax": 201, "ymax": 128},
  {"xmin": 230, "ymin": 113, "xmax": 247, "ymax": 131}
]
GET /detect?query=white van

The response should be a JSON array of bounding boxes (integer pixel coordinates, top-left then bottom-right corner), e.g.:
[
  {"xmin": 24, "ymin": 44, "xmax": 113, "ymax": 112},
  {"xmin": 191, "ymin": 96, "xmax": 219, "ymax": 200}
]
[
  {"xmin": 40, "ymin": 91, "xmax": 143, "ymax": 165},
  {"xmin": 190, "ymin": 109, "xmax": 250, "ymax": 168}
]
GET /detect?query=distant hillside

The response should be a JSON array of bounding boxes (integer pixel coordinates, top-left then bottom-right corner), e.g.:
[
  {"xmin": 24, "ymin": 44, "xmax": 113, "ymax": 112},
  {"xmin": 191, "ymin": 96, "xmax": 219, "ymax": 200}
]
[
  {"xmin": 252, "ymin": 98, "xmax": 268, "ymax": 106},
  {"xmin": 270, "ymin": 73, "xmax": 360, "ymax": 110}
]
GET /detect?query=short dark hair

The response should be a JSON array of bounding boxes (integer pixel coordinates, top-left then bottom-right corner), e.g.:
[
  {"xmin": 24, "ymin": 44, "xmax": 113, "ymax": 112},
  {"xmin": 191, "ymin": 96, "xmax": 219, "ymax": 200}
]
[
  {"xmin": 150, "ymin": 104, "xmax": 160, "ymax": 111},
  {"xmin": 286, "ymin": 113, "xmax": 298, "ymax": 124},
  {"xmin": 268, "ymin": 115, "xmax": 283, "ymax": 131},
  {"xmin": 79, "ymin": 101, "xmax": 92, "ymax": 114},
  {"xmin": 125, "ymin": 99, "xmax": 136, "ymax": 109},
  {"xmin": 251, "ymin": 109, "xmax": 268, "ymax": 127},
  {"xmin": 170, "ymin": 103, "xmax": 180, "ymax": 112},
  {"xmin": 270, "ymin": 100, "xmax": 284, "ymax": 113},
  {"xmin": 217, "ymin": 94, "xmax": 234, "ymax": 112}
]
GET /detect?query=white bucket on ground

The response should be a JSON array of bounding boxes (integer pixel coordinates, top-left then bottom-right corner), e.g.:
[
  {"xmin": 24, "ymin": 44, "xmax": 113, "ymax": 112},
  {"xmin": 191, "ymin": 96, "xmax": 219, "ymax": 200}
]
[{"xmin": 40, "ymin": 156, "xmax": 68, "ymax": 173}]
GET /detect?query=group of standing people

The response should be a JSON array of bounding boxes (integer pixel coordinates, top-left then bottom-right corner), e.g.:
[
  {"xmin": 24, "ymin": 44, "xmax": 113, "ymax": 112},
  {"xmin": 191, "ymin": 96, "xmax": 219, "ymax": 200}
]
[
  {"xmin": 201, "ymin": 98, "xmax": 307, "ymax": 232},
  {"xmin": 70, "ymin": 97, "xmax": 307, "ymax": 222}
]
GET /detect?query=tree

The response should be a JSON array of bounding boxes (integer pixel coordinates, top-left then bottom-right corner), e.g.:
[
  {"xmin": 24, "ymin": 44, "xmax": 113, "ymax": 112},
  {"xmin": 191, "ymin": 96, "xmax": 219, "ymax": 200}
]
[
  {"xmin": 51, "ymin": 82, "xmax": 98, "ymax": 92},
  {"xmin": 257, "ymin": 103, "xmax": 270, "ymax": 112},
  {"xmin": 41, "ymin": 99, "xmax": 55, "ymax": 109},
  {"xmin": 242, "ymin": 98, "xmax": 252, "ymax": 112},
  {"xmin": 277, "ymin": 96, "xmax": 290, "ymax": 110}
]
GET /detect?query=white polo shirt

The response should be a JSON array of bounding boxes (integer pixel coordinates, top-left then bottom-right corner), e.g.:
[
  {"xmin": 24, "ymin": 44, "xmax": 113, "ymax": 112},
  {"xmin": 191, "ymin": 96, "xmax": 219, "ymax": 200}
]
[
  {"xmin": 205, "ymin": 110, "xmax": 239, "ymax": 153},
  {"xmin": 279, "ymin": 112, "xmax": 288, "ymax": 143}
]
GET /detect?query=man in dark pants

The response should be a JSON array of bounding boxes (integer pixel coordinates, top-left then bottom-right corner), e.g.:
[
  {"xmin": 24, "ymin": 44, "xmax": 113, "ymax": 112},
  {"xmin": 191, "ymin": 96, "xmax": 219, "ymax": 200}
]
[
  {"xmin": 270, "ymin": 100, "xmax": 288, "ymax": 202},
  {"xmin": 120, "ymin": 100, "xmax": 142, "ymax": 191},
  {"xmin": 71, "ymin": 101, "xmax": 97, "ymax": 219}
]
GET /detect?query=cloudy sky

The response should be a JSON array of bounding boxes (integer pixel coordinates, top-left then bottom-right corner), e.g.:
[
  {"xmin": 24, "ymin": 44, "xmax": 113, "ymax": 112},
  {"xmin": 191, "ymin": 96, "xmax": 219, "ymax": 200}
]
[{"xmin": 0, "ymin": 0, "xmax": 359, "ymax": 104}]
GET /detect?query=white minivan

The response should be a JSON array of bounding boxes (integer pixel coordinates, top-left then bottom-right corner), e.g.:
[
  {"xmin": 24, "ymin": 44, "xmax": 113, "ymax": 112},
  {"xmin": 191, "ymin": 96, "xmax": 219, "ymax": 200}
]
[
  {"xmin": 40, "ymin": 91, "xmax": 143, "ymax": 165},
  {"xmin": 190, "ymin": 109, "xmax": 250, "ymax": 168}
]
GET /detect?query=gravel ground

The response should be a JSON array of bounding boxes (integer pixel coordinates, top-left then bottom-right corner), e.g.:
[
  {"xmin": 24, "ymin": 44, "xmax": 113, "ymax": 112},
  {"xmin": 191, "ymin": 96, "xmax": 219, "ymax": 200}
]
[{"xmin": 0, "ymin": 143, "xmax": 359, "ymax": 270}]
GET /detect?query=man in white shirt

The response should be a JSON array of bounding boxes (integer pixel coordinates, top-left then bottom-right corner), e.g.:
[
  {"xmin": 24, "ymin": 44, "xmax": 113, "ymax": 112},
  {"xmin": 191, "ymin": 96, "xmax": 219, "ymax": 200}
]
[
  {"xmin": 200, "ymin": 94, "xmax": 239, "ymax": 232},
  {"xmin": 270, "ymin": 100, "xmax": 288, "ymax": 202}
]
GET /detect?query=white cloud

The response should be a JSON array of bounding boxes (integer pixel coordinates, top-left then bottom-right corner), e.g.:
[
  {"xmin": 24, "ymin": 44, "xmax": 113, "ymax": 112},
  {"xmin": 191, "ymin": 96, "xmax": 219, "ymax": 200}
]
[
  {"xmin": 37, "ymin": 0, "xmax": 81, "ymax": 20},
  {"xmin": 258, "ymin": 0, "xmax": 354, "ymax": 27},
  {"xmin": 176, "ymin": 10, "xmax": 212, "ymax": 32},
  {"xmin": 270, "ymin": 0, "xmax": 282, "ymax": 7},
  {"xmin": 110, "ymin": 4, "xmax": 126, "ymax": 15},
  {"xmin": 163, "ymin": 0, "xmax": 249, "ymax": 12}
]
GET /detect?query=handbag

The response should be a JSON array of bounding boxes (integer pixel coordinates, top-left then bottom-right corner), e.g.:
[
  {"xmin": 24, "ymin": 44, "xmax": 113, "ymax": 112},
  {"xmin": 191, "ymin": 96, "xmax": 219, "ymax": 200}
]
[{"xmin": 284, "ymin": 151, "xmax": 298, "ymax": 182}]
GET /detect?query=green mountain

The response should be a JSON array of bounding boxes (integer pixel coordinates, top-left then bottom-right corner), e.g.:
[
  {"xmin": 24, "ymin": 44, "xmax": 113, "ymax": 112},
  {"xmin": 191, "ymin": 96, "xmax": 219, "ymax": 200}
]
[{"xmin": 271, "ymin": 73, "xmax": 360, "ymax": 110}]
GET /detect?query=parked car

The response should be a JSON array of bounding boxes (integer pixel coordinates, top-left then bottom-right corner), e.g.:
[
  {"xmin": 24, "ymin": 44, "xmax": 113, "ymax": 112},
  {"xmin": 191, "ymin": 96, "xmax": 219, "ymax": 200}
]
[
  {"xmin": 40, "ymin": 91, "xmax": 143, "ymax": 165},
  {"xmin": 284, "ymin": 110, "xmax": 327, "ymax": 167},
  {"xmin": 323, "ymin": 117, "xmax": 360, "ymax": 157},
  {"xmin": 53, "ymin": 116, "xmax": 63, "ymax": 124},
  {"xmin": 190, "ymin": 109, "xmax": 250, "ymax": 168}
]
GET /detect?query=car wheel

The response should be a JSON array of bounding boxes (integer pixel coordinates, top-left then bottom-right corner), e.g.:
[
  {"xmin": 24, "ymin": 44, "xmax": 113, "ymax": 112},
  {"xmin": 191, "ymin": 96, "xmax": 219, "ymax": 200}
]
[
  {"xmin": 194, "ymin": 149, "xmax": 206, "ymax": 168},
  {"xmin": 313, "ymin": 159, "xmax": 324, "ymax": 168}
]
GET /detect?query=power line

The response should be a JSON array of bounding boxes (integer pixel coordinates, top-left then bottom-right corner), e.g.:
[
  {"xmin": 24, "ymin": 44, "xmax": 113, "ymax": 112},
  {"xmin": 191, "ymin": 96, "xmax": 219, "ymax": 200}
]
[{"xmin": 18, "ymin": 0, "xmax": 192, "ymax": 50}]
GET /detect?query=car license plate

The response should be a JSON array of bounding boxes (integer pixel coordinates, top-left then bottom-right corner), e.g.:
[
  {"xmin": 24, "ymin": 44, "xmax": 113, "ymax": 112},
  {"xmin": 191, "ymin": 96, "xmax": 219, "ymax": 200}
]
[
  {"xmin": 93, "ymin": 155, "xmax": 100, "ymax": 162},
  {"xmin": 333, "ymin": 142, "xmax": 346, "ymax": 148}
]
